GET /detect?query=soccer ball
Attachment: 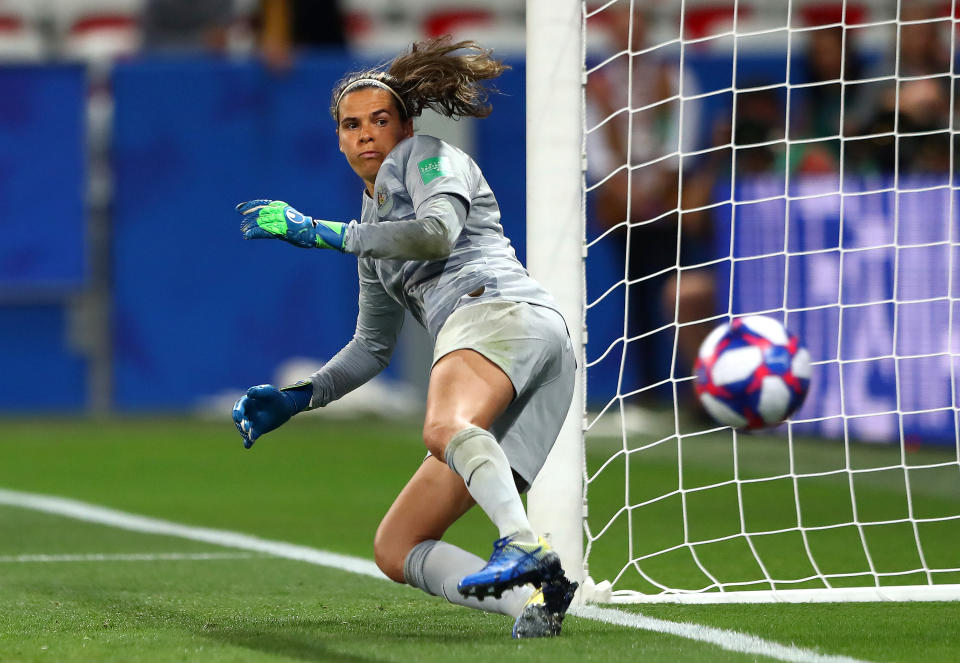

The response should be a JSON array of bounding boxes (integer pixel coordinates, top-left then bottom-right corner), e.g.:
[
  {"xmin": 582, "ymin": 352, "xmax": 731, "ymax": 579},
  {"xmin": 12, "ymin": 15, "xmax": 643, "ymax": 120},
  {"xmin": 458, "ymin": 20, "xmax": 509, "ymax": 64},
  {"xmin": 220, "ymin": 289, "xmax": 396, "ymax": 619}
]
[{"xmin": 694, "ymin": 315, "xmax": 811, "ymax": 429}]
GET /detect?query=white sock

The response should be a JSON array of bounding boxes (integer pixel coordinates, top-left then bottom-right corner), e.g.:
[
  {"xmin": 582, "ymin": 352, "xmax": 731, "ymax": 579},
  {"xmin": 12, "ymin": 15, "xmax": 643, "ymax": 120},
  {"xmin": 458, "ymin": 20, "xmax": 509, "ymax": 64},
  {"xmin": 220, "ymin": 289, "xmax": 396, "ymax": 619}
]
[
  {"xmin": 444, "ymin": 426, "xmax": 537, "ymax": 543},
  {"xmin": 404, "ymin": 540, "xmax": 533, "ymax": 618}
]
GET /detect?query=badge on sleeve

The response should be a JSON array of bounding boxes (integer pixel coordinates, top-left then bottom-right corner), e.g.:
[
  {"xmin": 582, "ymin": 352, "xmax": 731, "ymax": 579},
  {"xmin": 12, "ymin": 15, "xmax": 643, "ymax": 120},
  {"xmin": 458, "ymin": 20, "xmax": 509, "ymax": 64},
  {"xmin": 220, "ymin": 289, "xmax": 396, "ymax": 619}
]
[{"xmin": 418, "ymin": 156, "xmax": 452, "ymax": 185}]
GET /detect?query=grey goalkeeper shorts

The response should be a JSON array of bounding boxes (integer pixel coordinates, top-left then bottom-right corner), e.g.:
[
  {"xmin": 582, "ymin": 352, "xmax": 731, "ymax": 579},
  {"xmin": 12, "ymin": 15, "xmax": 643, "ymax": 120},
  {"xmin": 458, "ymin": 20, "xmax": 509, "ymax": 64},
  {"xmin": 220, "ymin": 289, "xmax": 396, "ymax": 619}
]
[{"xmin": 432, "ymin": 299, "xmax": 576, "ymax": 489}]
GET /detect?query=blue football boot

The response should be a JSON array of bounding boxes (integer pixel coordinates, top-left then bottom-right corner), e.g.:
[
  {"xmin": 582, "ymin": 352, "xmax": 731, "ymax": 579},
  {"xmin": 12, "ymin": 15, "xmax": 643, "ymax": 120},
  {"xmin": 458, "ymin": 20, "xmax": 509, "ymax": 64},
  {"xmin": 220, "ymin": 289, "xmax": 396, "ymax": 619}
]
[
  {"xmin": 512, "ymin": 573, "xmax": 579, "ymax": 638},
  {"xmin": 458, "ymin": 535, "xmax": 562, "ymax": 600}
]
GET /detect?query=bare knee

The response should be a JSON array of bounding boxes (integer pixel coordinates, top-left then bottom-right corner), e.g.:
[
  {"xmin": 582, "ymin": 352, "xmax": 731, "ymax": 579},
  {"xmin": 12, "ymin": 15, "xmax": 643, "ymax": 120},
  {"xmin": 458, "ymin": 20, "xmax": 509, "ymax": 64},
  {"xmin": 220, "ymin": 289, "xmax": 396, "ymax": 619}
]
[
  {"xmin": 421, "ymin": 418, "xmax": 463, "ymax": 460},
  {"xmin": 374, "ymin": 457, "xmax": 476, "ymax": 585},
  {"xmin": 373, "ymin": 522, "xmax": 410, "ymax": 584}
]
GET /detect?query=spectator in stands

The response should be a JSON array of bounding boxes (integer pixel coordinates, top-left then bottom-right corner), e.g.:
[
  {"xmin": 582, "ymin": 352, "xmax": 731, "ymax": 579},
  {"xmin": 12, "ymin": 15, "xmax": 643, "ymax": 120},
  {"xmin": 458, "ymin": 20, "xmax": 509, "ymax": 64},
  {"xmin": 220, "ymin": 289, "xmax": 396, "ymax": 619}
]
[
  {"xmin": 895, "ymin": 4, "xmax": 952, "ymax": 173},
  {"xmin": 792, "ymin": 26, "xmax": 866, "ymax": 175},
  {"xmin": 849, "ymin": 4, "xmax": 952, "ymax": 175},
  {"xmin": 141, "ymin": 0, "xmax": 347, "ymax": 66},
  {"xmin": 141, "ymin": 0, "xmax": 237, "ymax": 52},
  {"xmin": 587, "ymin": 6, "xmax": 684, "ymax": 229},
  {"xmin": 732, "ymin": 85, "xmax": 786, "ymax": 175},
  {"xmin": 660, "ymin": 83, "xmax": 792, "ymax": 395},
  {"xmin": 257, "ymin": 0, "xmax": 347, "ymax": 71},
  {"xmin": 586, "ymin": 3, "xmax": 713, "ymax": 404}
]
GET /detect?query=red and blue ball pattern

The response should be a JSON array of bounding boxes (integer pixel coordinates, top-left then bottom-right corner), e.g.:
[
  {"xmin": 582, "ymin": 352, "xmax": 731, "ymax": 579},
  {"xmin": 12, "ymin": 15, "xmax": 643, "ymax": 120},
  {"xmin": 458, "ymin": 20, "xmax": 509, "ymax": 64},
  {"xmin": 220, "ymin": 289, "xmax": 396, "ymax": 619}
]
[{"xmin": 694, "ymin": 315, "xmax": 811, "ymax": 429}]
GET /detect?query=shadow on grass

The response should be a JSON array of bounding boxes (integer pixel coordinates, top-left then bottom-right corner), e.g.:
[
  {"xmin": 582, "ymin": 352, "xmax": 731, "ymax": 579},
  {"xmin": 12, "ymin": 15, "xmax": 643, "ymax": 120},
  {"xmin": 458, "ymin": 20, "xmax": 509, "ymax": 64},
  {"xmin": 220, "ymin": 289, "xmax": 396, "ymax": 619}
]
[
  {"xmin": 195, "ymin": 610, "xmax": 514, "ymax": 660},
  {"xmin": 18, "ymin": 567, "xmax": 517, "ymax": 660},
  {"xmin": 198, "ymin": 624, "xmax": 382, "ymax": 663}
]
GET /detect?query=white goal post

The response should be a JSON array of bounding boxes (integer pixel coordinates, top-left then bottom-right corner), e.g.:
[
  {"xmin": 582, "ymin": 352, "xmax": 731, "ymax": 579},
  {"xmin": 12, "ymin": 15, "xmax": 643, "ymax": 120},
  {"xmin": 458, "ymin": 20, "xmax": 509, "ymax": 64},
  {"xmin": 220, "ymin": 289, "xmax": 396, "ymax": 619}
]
[
  {"xmin": 525, "ymin": 0, "xmax": 587, "ymax": 590},
  {"xmin": 527, "ymin": 0, "xmax": 960, "ymax": 604}
]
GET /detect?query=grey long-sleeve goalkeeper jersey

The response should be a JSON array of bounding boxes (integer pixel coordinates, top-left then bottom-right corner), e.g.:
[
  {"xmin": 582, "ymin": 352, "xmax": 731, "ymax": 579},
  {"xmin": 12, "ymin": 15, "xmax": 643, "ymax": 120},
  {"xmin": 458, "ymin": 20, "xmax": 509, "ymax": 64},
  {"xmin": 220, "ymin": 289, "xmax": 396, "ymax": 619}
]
[{"xmin": 304, "ymin": 134, "xmax": 560, "ymax": 409}]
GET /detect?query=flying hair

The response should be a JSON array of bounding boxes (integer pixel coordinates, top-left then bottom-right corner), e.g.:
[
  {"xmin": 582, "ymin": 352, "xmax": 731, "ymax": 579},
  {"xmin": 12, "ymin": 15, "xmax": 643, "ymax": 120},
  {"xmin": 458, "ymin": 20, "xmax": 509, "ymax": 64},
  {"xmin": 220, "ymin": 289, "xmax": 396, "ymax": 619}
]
[{"xmin": 330, "ymin": 36, "xmax": 510, "ymax": 122}]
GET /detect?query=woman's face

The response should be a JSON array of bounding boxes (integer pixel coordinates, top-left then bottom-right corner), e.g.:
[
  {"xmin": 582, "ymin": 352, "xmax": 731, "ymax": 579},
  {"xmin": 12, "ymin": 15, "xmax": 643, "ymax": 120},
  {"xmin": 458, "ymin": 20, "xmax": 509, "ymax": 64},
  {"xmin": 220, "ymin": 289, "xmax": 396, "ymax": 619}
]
[{"xmin": 337, "ymin": 87, "xmax": 414, "ymax": 193}]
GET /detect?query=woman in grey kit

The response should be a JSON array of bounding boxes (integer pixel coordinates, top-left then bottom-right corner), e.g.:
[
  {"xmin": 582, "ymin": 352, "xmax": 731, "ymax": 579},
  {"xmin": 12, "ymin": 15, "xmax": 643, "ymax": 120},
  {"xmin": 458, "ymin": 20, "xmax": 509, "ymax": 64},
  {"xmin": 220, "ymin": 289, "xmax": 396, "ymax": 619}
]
[{"xmin": 232, "ymin": 36, "xmax": 577, "ymax": 638}]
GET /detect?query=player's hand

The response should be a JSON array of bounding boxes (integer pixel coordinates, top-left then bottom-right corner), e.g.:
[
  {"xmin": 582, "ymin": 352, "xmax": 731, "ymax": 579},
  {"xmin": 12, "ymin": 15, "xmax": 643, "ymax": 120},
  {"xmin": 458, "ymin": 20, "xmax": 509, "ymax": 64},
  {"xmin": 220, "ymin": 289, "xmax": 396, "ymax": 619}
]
[
  {"xmin": 232, "ymin": 384, "xmax": 302, "ymax": 449},
  {"xmin": 237, "ymin": 200, "xmax": 346, "ymax": 250}
]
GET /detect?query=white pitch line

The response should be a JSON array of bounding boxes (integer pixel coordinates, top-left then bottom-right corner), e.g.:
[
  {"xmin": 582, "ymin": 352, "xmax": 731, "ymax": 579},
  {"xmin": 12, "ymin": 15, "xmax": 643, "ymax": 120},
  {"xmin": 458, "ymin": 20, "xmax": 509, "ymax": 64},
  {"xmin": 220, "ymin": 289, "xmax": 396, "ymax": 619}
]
[
  {"xmin": 0, "ymin": 552, "xmax": 263, "ymax": 563},
  {"xmin": 0, "ymin": 488, "xmax": 384, "ymax": 580},
  {"xmin": 0, "ymin": 488, "xmax": 874, "ymax": 663},
  {"xmin": 571, "ymin": 605, "xmax": 872, "ymax": 663}
]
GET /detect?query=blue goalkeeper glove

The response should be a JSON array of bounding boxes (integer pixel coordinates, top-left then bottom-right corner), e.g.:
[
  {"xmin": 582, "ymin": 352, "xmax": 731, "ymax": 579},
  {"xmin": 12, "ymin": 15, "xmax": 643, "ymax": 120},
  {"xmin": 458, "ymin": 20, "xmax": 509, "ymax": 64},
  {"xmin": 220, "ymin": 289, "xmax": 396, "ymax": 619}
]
[
  {"xmin": 237, "ymin": 199, "xmax": 346, "ymax": 250},
  {"xmin": 232, "ymin": 383, "xmax": 312, "ymax": 449}
]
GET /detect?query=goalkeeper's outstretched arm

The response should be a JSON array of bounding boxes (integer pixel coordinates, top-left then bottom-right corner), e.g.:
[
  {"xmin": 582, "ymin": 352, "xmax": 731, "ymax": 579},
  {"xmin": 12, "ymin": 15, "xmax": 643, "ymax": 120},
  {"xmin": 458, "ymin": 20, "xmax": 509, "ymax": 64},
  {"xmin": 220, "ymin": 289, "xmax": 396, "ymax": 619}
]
[
  {"xmin": 303, "ymin": 259, "xmax": 405, "ymax": 408},
  {"xmin": 343, "ymin": 193, "xmax": 467, "ymax": 260},
  {"xmin": 238, "ymin": 194, "xmax": 468, "ymax": 262},
  {"xmin": 233, "ymin": 260, "xmax": 405, "ymax": 448}
]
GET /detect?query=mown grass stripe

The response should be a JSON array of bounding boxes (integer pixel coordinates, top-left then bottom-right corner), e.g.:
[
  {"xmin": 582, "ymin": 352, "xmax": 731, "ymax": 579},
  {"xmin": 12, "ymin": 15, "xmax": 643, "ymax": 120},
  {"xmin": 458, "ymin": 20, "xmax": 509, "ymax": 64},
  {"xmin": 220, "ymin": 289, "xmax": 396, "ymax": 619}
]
[
  {"xmin": 573, "ymin": 605, "xmax": 872, "ymax": 663},
  {"xmin": 0, "ymin": 552, "xmax": 263, "ymax": 563},
  {"xmin": 0, "ymin": 487, "xmax": 875, "ymax": 663}
]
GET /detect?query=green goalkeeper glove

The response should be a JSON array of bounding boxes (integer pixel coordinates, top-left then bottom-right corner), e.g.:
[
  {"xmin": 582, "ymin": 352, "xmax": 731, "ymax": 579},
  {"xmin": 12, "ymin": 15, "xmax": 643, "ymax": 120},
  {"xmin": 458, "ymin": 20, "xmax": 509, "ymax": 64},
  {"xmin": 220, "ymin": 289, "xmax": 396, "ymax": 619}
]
[{"xmin": 237, "ymin": 199, "xmax": 346, "ymax": 250}]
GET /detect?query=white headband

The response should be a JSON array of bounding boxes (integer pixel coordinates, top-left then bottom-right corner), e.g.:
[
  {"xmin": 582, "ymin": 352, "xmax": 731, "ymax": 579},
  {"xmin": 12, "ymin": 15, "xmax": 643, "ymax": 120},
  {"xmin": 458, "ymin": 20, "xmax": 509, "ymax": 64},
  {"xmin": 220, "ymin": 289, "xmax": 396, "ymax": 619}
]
[{"xmin": 336, "ymin": 78, "xmax": 407, "ymax": 116}]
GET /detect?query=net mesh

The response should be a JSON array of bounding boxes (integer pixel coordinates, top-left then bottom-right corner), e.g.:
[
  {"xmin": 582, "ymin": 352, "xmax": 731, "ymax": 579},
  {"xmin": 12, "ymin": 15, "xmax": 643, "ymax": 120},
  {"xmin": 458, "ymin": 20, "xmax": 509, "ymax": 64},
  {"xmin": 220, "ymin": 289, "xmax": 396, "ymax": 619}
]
[{"xmin": 582, "ymin": 0, "xmax": 960, "ymax": 601}]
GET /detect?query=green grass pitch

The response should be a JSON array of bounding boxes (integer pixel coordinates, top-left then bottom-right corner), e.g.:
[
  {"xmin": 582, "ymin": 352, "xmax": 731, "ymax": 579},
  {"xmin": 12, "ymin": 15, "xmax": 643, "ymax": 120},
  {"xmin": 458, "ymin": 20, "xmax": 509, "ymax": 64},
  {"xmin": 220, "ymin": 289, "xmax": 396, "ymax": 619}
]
[{"xmin": 0, "ymin": 416, "xmax": 958, "ymax": 662}]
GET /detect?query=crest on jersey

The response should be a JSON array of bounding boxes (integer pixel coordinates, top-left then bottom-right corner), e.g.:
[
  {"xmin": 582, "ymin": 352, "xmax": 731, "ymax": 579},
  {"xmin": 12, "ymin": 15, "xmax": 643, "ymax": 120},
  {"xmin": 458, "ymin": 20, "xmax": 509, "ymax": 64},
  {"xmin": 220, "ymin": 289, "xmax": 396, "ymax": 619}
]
[{"xmin": 375, "ymin": 185, "xmax": 393, "ymax": 215}]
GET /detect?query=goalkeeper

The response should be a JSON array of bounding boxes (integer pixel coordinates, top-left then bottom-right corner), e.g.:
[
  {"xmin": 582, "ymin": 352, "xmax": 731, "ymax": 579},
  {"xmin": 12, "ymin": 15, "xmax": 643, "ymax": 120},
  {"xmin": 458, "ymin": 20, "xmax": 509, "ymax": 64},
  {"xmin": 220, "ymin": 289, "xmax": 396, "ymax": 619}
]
[{"xmin": 232, "ymin": 37, "xmax": 577, "ymax": 639}]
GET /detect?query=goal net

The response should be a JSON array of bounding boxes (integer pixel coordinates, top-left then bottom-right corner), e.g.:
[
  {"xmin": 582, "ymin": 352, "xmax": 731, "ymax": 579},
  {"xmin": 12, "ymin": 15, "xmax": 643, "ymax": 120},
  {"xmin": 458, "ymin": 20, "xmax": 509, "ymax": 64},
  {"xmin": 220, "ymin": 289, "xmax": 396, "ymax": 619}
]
[{"xmin": 577, "ymin": 0, "xmax": 960, "ymax": 603}]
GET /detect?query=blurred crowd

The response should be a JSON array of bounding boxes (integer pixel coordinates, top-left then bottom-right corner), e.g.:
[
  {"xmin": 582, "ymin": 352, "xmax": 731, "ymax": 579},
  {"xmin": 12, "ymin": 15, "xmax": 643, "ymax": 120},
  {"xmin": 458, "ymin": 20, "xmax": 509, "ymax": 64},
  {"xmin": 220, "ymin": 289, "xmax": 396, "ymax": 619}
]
[
  {"xmin": 0, "ymin": 0, "xmax": 346, "ymax": 65},
  {"xmin": 0, "ymin": 0, "xmax": 526, "ymax": 63},
  {"xmin": 3, "ymin": 0, "xmax": 955, "ymax": 407},
  {"xmin": 585, "ymin": 1, "xmax": 958, "ymax": 404}
]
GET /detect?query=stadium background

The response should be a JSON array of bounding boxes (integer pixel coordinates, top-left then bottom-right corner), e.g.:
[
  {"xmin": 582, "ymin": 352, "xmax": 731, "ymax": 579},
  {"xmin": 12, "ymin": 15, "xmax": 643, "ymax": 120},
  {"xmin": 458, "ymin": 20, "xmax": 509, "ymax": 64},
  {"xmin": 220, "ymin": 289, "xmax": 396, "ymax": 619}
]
[
  {"xmin": 5, "ymin": 0, "xmax": 955, "ymax": 448},
  {"xmin": 2, "ymin": 3, "xmax": 959, "ymax": 660}
]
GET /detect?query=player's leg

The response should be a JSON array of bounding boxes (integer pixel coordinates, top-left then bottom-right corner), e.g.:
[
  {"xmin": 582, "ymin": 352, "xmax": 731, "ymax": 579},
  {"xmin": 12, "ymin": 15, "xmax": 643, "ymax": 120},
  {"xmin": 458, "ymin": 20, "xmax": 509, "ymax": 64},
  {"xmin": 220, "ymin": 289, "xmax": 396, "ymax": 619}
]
[
  {"xmin": 422, "ymin": 348, "xmax": 539, "ymax": 546},
  {"xmin": 374, "ymin": 454, "xmax": 533, "ymax": 618},
  {"xmin": 425, "ymin": 303, "xmax": 572, "ymax": 600},
  {"xmin": 487, "ymin": 324, "xmax": 579, "ymax": 638}
]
